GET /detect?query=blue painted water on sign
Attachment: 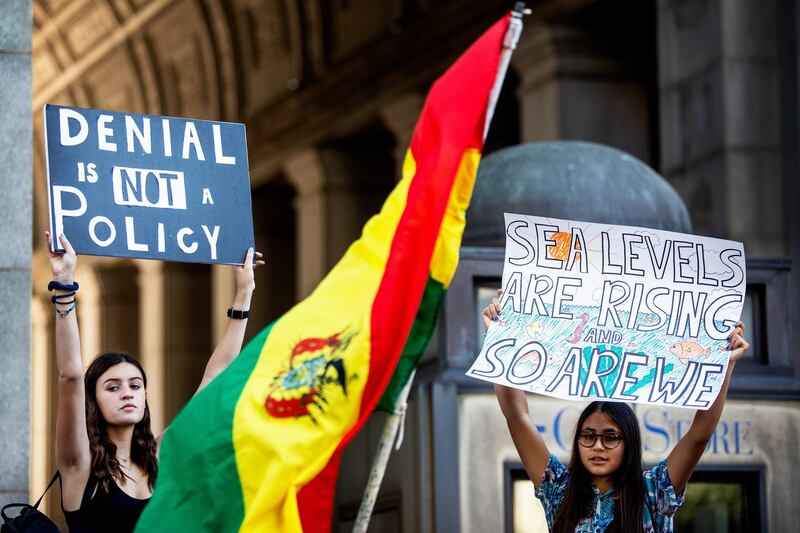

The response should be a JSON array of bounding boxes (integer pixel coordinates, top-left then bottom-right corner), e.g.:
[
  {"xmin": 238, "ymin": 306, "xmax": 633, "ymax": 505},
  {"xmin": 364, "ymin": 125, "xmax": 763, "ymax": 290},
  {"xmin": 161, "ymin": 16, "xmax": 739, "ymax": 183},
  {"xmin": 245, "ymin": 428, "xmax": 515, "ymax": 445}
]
[{"xmin": 479, "ymin": 302, "xmax": 729, "ymax": 405}]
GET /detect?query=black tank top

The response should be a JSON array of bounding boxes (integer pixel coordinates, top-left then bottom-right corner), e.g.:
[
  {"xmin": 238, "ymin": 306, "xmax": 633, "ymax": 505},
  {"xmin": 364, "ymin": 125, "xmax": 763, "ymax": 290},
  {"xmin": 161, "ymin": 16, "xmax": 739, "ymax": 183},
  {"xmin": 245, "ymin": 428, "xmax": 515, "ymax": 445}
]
[{"xmin": 63, "ymin": 475, "xmax": 150, "ymax": 533}]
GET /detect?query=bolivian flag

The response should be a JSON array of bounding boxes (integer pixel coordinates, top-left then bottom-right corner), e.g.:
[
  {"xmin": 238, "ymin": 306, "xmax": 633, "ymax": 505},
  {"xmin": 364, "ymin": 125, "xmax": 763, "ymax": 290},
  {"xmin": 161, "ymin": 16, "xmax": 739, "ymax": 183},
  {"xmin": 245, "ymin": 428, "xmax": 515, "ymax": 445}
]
[{"xmin": 137, "ymin": 13, "xmax": 512, "ymax": 533}]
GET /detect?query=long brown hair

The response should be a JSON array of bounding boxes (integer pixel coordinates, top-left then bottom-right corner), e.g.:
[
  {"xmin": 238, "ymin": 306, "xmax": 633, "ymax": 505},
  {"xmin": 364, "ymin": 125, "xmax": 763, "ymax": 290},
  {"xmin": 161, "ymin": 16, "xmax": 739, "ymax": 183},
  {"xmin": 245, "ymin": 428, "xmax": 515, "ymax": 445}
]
[
  {"xmin": 551, "ymin": 401, "xmax": 644, "ymax": 533},
  {"xmin": 84, "ymin": 352, "xmax": 158, "ymax": 492}
]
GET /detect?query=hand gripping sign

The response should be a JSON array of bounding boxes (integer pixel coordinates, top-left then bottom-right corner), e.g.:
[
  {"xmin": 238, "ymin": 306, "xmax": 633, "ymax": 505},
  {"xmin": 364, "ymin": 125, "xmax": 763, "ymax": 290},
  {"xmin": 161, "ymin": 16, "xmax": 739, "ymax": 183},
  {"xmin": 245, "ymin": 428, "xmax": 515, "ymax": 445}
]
[
  {"xmin": 44, "ymin": 105, "xmax": 255, "ymax": 265},
  {"xmin": 467, "ymin": 213, "xmax": 747, "ymax": 410}
]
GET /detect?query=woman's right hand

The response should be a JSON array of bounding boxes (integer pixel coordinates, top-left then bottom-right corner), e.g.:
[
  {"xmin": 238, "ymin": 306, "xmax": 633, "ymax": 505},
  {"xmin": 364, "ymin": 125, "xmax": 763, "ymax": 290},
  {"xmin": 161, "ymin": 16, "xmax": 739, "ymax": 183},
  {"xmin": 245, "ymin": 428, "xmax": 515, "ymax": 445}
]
[
  {"xmin": 45, "ymin": 231, "xmax": 77, "ymax": 284},
  {"xmin": 482, "ymin": 288, "xmax": 503, "ymax": 333},
  {"xmin": 728, "ymin": 321, "xmax": 750, "ymax": 365}
]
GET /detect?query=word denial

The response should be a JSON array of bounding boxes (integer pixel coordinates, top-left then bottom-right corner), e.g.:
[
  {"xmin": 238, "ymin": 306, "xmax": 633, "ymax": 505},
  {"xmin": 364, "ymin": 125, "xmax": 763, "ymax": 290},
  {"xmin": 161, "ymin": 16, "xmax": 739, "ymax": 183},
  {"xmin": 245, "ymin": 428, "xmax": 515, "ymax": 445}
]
[
  {"xmin": 467, "ymin": 213, "xmax": 746, "ymax": 410},
  {"xmin": 44, "ymin": 104, "xmax": 255, "ymax": 265}
]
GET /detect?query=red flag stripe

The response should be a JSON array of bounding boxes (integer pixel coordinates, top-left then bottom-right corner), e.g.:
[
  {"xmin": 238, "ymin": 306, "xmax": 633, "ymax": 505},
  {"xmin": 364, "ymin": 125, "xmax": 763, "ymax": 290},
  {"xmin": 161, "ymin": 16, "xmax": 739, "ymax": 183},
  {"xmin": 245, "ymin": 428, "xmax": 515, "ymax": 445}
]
[{"xmin": 296, "ymin": 14, "xmax": 509, "ymax": 531}]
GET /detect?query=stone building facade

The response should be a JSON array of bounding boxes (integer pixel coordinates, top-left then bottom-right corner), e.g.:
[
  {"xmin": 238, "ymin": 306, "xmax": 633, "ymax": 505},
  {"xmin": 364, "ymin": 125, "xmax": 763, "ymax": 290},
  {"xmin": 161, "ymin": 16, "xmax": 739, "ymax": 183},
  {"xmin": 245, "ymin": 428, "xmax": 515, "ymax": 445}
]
[{"xmin": 6, "ymin": 0, "xmax": 799, "ymax": 531}]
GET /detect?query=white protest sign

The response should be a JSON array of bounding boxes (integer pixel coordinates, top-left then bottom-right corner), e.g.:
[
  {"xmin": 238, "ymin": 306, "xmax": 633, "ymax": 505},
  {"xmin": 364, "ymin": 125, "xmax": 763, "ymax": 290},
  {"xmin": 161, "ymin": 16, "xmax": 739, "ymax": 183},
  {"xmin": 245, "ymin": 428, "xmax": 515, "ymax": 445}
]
[{"xmin": 466, "ymin": 213, "xmax": 746, "ymax": 410}]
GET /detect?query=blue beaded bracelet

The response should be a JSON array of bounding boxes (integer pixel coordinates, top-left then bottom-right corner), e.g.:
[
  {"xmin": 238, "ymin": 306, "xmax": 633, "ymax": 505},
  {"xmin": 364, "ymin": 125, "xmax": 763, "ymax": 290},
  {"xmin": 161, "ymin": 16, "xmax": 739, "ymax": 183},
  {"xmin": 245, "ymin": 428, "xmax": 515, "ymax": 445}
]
[{"xmin": 48, "ymin": 280, "xmax": 79, "ymax": 292}]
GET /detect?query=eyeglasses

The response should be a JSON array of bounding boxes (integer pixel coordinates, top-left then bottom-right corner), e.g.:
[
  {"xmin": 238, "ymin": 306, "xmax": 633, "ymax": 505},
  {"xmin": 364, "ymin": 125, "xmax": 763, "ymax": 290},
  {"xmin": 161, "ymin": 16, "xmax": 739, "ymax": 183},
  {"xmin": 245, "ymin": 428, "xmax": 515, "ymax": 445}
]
[{"xmin": 578, "ymin": 431, "xmax": 624, "ymax": 449}]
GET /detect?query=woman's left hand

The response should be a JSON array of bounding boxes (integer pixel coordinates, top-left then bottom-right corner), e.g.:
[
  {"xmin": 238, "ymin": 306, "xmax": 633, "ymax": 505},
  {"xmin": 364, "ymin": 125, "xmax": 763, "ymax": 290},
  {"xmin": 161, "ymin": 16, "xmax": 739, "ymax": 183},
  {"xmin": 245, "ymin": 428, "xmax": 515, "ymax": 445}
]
[
  {"xmin": 728, "ymin": 321, "xmax": 750, "ymax": 364},
  {"xmin": 235, "ymin": 248, "xmax": 264, "ymax": 295}
]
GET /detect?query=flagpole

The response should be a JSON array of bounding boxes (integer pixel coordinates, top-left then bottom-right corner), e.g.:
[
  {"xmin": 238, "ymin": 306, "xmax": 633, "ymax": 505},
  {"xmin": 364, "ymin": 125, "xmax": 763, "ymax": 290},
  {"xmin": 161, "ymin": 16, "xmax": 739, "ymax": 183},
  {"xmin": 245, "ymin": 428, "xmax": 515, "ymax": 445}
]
[
  {"xmin": 351, "ymin": 370, "xmax": 416, "ymax": 533},
  {"xmin": 483, "ymin": 2, "xmax": 529, "ymax": 141},
  {"xmin": 351, "ymin": 5, "xmax": 528, "ymax": 532}
]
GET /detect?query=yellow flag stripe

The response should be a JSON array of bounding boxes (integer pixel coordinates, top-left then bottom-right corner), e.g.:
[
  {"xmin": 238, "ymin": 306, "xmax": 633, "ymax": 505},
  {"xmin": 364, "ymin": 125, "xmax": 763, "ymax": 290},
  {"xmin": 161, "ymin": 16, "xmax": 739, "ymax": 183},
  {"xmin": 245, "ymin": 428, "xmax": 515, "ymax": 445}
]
[
  {"xmin": 232, "ymin": 152, "xmax": 418, "ymax": 531},
  {"xmin": 429, "ymin": 148, "xmax": 481, "ymax": 286}
]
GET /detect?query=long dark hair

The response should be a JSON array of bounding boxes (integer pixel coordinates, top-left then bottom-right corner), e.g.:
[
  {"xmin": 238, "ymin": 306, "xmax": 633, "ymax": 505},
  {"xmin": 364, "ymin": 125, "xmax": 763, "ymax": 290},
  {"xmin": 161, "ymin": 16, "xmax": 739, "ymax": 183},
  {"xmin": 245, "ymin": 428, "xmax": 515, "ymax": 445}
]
[
  {"xmin": 551, "ymin": 401, "xmax": 644, "ymax": 533},
  {"xmin": 84, "ymin": 352, "xmax": 158, "ymax": 492}
]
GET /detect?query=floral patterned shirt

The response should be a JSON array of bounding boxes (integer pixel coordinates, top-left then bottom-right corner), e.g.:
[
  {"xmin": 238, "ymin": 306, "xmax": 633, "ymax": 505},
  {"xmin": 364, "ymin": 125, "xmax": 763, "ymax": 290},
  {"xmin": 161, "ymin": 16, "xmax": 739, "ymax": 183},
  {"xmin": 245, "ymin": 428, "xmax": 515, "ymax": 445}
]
[{"xmin": 535, "ymin": 454, "xmax": 685, "ymax": 533}]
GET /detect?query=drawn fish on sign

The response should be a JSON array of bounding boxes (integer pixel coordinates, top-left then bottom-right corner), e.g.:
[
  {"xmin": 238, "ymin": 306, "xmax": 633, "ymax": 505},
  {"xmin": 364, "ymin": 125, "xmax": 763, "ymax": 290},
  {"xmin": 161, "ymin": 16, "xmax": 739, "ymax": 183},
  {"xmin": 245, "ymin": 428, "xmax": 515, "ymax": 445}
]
[
  {"xmin": 669, "ymin": 339, "xmax": 711, "ymax": 364},
  {"xmin": 525, "ymin": 319, "xmax": 544, "ymax": 338}
]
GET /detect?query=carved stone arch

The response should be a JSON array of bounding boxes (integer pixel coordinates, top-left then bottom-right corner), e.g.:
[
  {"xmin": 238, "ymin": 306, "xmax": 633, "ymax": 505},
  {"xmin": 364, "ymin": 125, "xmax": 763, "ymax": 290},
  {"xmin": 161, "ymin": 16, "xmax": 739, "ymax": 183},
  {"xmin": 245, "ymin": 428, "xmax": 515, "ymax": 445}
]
[
  {"xmin": 31, "ymin": 0, "xmax": 94, "ymax": 223},
  {"xmin": 226, "ymin": 0, "xmax": 305, "ymax": 118},
  {"xmin": 199, "ymin": 0, "xmax": 240, "ymax": 120},
  {"xmin": 142, "ymin": 1, "xmax": 221, "ymax": 119},
  {"xmin": 323, "ymin": 0, "xmax": 405, "ymax": 64},
  {"xmin": 299, "ymin": 0, "xmax": 326, "ymax": 79},
  {"xmin": 105, "ymin": 0, "xmax": 163, "ymax": 115}
]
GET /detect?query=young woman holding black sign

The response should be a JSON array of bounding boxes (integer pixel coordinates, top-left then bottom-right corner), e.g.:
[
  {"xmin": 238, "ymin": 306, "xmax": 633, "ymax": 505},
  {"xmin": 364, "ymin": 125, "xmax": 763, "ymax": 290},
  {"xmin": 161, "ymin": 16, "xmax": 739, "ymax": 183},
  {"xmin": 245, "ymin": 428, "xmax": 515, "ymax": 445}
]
[
  {"xmin": 45, "ymin": 231, "xmax": 264, "ymax": 533},
  {"xmin": 483, "ymin": 289, "xmax": 749, "ymax": 533}
]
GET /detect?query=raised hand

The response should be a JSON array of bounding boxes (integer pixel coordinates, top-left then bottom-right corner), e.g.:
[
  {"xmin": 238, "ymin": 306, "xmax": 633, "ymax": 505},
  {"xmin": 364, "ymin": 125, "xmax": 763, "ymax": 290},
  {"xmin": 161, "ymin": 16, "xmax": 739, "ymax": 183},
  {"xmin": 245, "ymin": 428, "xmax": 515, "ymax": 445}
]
[
  {"xmin": 45, "ymin": 231, "xmax": 77, "ymax": 284},
  {"xmin": 234, "ymin": 248, "xmax": 264, "ymax": 296},
  {"xmin": 193, "ymin": 248, "xmax": 266, "ymax": 398},
  {"xmin": 728, "ymin": 321, "xmax": 750, "ymax": 364},
  {"xmin": 481, "ymin": 288, "xmax": 503, "ymax": 333}
]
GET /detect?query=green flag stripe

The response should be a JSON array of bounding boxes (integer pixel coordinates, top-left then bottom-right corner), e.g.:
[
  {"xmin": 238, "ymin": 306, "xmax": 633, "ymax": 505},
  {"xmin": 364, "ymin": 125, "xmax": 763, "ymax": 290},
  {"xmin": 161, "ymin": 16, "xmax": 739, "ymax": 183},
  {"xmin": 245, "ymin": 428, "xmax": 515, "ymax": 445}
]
[
  {"xmin": 142, "ymin": 277, "xmax": 444, "ymax": 527},
  {"xmin": 135, "ymin": 323, "xmax": 275, "ymax": 532},
  {"xmin": 376, "ymin": 277, "xmax": 446, "ymax": 412}
]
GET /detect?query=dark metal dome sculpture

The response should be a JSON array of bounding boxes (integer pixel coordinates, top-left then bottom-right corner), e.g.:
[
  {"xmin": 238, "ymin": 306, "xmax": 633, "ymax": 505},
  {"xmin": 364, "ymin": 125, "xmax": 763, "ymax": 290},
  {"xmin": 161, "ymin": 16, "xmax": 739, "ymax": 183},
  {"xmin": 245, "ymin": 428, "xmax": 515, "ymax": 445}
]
[{"xmin": 464, "ymin": 141, "xmax": 692, "ymax": 246}]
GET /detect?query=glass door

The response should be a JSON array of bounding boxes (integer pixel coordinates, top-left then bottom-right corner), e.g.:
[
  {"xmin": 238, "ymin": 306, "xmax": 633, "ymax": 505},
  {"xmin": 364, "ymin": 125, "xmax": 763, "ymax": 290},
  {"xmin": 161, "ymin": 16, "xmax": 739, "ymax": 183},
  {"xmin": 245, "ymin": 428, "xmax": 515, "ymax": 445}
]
[{"xmin": 673, "ymin": 468, "xmax": 764, "ymax": 533}]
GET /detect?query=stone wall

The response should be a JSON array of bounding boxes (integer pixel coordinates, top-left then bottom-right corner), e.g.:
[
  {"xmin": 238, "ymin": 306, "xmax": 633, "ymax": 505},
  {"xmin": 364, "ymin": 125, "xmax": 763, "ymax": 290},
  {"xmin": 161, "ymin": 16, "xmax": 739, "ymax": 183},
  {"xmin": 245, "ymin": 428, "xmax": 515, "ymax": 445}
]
[
  {"xmin": 0, "ymin": 0, "xmax": 32, "ymax": 508},
  {"xmin": 658, "ymin": 0, "xmax": 785, "ymax": 256}
]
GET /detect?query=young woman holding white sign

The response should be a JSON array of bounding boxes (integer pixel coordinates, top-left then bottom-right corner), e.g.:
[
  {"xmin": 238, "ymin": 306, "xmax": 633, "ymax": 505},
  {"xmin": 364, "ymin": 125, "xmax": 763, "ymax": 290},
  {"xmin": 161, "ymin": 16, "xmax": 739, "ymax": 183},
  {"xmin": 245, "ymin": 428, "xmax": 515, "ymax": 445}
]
[
  {"xmin": 483, "ymin": 289, "xmax": 749, "ymax": 533},
  {"xmin": 44, "ymin": 231, "xmax": 264, "ymax": 533}
]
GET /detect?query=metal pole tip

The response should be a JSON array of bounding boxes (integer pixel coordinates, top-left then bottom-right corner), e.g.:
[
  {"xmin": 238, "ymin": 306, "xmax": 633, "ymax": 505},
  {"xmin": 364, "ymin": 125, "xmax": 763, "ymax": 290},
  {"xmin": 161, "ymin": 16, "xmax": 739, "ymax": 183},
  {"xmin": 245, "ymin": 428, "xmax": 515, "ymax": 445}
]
[{"xmin": 512, "ymin": 2, "xmax": 532, "ymax": 16}]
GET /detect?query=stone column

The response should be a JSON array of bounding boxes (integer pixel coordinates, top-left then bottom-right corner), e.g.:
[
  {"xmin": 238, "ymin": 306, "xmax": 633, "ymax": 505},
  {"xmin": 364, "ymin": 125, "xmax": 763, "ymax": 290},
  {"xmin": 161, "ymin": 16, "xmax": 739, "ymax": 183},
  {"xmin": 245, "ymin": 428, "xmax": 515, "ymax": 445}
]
[
  {"xmin": 162, "ymin": 263, "xmax": 212, "ymax": 422},
  {"xmin": 29, "ymin": 298, "xmax": 52, "ymax": 507},
  {"xmin": 512, "ymin": 21, "xmax": 653, "ymax": 164},
  {"xmin": 658, "ymin": 0, "xmax": 783, "ymax": 255},
  {"xmin": 284, "ymin": 149, "xmax": 328, "ymax": 300},
  {"xmin": 211, "ymin": 265, "xmax": 235, "ymax": 345},
  {"xmin": 138, "ymin": 260, "xmax": 166, "ymax": 433},
  {"xmin": 284, "ymin": 141, "xmax": 394, "ymax": 300},
  {"xmin": 0, "ymin": 0, "xmax": 32, "ymax": 507},
  {"xmin": 380, "ymin": 93, "xmax": 424, "ymax": 180},
  {"xmin": 78, "ymin": 262, "xmax": 103, "ymax": 367}
]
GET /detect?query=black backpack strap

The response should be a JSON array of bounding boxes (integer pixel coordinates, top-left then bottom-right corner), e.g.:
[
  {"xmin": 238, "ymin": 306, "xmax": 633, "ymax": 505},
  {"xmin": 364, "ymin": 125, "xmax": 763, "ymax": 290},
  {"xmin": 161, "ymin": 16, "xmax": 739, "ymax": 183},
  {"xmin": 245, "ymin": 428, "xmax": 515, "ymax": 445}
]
[
  {"xmin": 2, "ymin": 502, "xmax": 30, "ymax": 522},
  {"xmin": 32, "ymin": 472, "xmax": 61, "ymax": 510},
  {"xmin": 1, "ymin": 472, "xmax": 59, "ymax": 522}
]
